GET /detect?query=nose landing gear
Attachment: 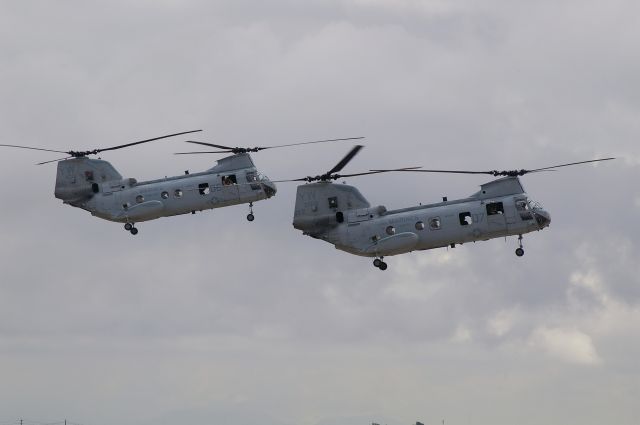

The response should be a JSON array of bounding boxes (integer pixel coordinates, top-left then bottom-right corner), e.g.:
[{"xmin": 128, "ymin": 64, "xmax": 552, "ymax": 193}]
[
  {"xmin": 373, "ymin": 257, "xmax": 388, "ymax": 271},
  {"xmin": 247, "ymin": 202, "xmax": 255, "ymax": 222},
  {"xmin": 124, "ymin": 222, "xmax": 139, "ymax": 235},
  {"xmin": 515, "ymin": 234, "xmax": 524, "ymax": 257}
]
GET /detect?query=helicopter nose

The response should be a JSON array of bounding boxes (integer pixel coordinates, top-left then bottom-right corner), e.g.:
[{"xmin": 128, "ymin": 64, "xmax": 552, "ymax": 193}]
[
  {"xmin": 535, "ymin": 210, "xmax": 551, "ymax": 228},
  {"xmin": 262, "ymin": 181, "xmax": 277, "ymax": 198}
]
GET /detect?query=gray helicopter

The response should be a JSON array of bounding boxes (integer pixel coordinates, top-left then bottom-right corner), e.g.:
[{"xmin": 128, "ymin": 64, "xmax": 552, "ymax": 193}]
[
  {"xmin": 282, "ymin": 146, "xmax": 614, "ymax": 270},
  {"xmin": 1, "ymin": 131, "xmax": 361, "ymax": 235}
]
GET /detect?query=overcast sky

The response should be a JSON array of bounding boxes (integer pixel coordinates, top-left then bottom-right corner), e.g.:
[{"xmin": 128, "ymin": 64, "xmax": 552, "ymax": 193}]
[{"xmin": 1, "ymin": 1, "xmax": 639, "ymax": 424}]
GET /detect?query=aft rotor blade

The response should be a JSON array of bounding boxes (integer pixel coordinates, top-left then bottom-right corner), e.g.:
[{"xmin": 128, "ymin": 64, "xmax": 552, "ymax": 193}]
[
  {"xmin": 0, "ymin": 144, "xmax": 68, "ymax": 154},
  {"xmin": 37, "ymin": 156, "xmax": 73, "ymax": 165},
  {"xmin": 327, "ymin": 145, "xmax": 364, "ymax": 175},
  {"xmin": 527, "ymin": 157, "xmax": 616, "ymax": 173},
  {"xmin": 96, "ymin": 129, "xmax": 203, "ymax": 154},
  {"xmin": 370, "ymin": 168, "xmax": 494, "ymax": 175}
]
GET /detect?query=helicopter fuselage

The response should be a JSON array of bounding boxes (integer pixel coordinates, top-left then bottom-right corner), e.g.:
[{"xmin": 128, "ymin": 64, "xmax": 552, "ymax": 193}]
[
  {"xmin": 293, "ymin": 177, "xmax": 551, "ymax": 260},
  {"xmin": 55, "ymin": 153, "xmax": 277, "ymax": 228}
]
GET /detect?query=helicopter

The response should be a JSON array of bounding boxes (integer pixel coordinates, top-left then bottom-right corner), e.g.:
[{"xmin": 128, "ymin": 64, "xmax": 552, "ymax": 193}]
[
  {"xmin": 280, "ymin": 145, "xmax": 614, "ymax": 270},
  {"xmin": 1, "ymin": 131, "xmax": 361, "ymax": 235}
]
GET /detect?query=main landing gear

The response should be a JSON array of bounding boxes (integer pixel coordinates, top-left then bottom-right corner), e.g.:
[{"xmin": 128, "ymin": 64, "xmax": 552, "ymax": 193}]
[
  {"xmin": 515, "ymin": 234, "xmax": 524, "ymax": 257},
  {"xmin": 247, "ymin": 202, "xmax": 255, "ymax": 222},
  {"xmin": 124, "ymin": 222, "xmax": 139, "ymax": 235},
  {"xmin": 373, "ymin": 257, "xmax": 388, "ymax": 271}
]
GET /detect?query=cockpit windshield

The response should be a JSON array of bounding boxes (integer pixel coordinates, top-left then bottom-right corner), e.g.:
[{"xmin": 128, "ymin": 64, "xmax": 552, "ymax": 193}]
[{"xmin": 527, "ymin": 199, "xmax": 543, "ymax": 210}]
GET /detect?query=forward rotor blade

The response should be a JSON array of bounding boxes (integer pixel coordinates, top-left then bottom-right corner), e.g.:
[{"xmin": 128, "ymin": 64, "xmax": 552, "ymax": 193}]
[
  {"xmin": 259, "ymin": 136, "xmax": 365, "ymax": 150},
  {"xmin": 527, "ymin": 157, "xmax": 616, "ymax": 173},
  {"xmin": 0, "ymin": 144, "xmax": 68, "ymax": 154},
  {"xmin": 327, "ymin": 145, "xmax": 364, "ymax": 175},
  {"xmin": 174, "ymin": 150, "xmax": 234, "ymax": 155},
  {"xmin": 96, "ymin": 129, "xmax": 203, "ymax": 154},
  {"xmin": 184, "ymin": 140, "xmax": 235, "ymax": 150}
]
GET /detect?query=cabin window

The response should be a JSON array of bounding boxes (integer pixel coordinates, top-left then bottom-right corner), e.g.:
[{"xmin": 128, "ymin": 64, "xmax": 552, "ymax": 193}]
[
  {"xmin": 415, "ymin": 221, "xmax": 425, "ymax": 230},
  {"xmin": 386, "ymin": 225, "xmax": 396, "ymax": 236},
  {"xmin": 222, "ymin": 175, "xmax": 237, "ymax": 186},
  {"xmin": 199, "ymin": 183, "xmax": 210, "ymax": 195},
  {"xmin": 161, "ymin": 191, "xmax": 169, "ymax": 199},
  {"xmin": 486, "ymin": 201, "xmax": 504, "ymax": 215},
  {"xmin": 174, "ymin": 189, "xmax": 183, "ymax": 198},
  {"xmin": 328, "ymin": 197, "xmax": 338, "ymax": 209},
  {"xmin": 428, "ymin": 217, "xmax": 440, "ymax": 230},
  {"xmin": 459, "ymin": 212, "xmax": 472, "ymax": 226},
  {"xmin": 135, "ymin": 195, "xmax": 144, "ymax": 203}
]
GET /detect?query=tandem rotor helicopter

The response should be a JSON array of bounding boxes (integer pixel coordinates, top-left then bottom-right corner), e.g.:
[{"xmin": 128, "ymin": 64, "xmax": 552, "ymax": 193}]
[
  {"xmin": 0, "ymin": 130, "xmax": 362, "ymax": 235},
  {"xmin": 278, "ymin": 145, "xmax": 614, "ymax": 270}
]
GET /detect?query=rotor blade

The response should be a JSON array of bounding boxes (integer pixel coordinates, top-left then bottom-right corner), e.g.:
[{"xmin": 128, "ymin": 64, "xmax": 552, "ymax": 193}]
[
  {"xmin": 257, "ymin": 136, "xmax": 365, "ymax": 150},
  {"xmin": 370, "ymin": 168, "xmax": 495, "ymax": 175},
  {"xmin": 184, "ymin": 140, "xmax": 235, "ymax": 150},
  {"xmin": 0, "ymin": 144, "xmax": 68, "ymax": 154},
  {"xmin": 96, "ymin": 129, "xmax": 203, "ymax": 154},
  {"xmin": 526, "ymin": 157, "xmax": 616, "ymax": 173},
  {"xmin": 37, "ymin": 156, "xmax": 73, "ymax": 165},
  {"xmin": 327, "ymin": 145, "xmax": 364, "ymax": 175},
  {"xmin": 174, "ymin": 150, "xmax": 234, "ymax": 155}
]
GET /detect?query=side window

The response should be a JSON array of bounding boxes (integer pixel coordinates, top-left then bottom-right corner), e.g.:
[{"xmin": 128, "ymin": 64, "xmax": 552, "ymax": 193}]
[
  {"xmin": 428, "ymin": 217, "xmax": 441, "ymax": 230},
  {"xmin": 198, "ymin": 183, "xmax": 210, "ymax": 195},
  {"xmin": 161, "ymin": 191, "xmax": 169, "ymax": 199},
  {"xmin": 328, "ymin": 196, "xmax": 338, "ymax": 209},
  {"xmin": 486, "ymin": 201, "xmax": 504, "ymax": 215},
  {"xmin": 174, "ymin": 189, "xmax": 183, "ymax": 198},
  {"xmin": 245, "ymin": 171, "xmax": 258, "ymax": 182},
  {"xmin": 135, "ymin": 195, "xmax": 144, "ymax": 203},
  {"xmin": 222, "ymin": 175, "xmax": 237, "ymax": 186},
  {"xmin": 459, "ymin": 212, "xmax": 472, "ymax": 226},
  {"xmin": 415, "ymin": 221, "xmax": 426, "ymax": 231}
]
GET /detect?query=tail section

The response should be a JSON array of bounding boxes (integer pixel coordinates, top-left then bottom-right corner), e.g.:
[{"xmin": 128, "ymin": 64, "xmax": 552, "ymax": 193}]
[
  {"xmin": 55, "ymin": 158, "xmax": 122, "ymax": 205},
  {"xmin": 293, "ymin": 182, "xmax": 370, "ymax": 237}
]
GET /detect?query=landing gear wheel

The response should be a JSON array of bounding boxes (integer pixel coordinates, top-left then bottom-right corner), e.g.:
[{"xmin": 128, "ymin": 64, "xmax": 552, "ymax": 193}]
[
  {"xmin": 373, "ymin": 258, "xmax": 382, "ymax": 268},
  {"xmin": 515, "ymin": 234, "xmax": 524, "ymax": 257},
  {"xmin": 130, "ymin": 227, "xmax": 139, "ymax": 235},
  {"xmin": 378, "ymin": 262, "xmax": 388, "ymax": 271},
  {"xmin": 124, "ymin": 223, "xmax": 133, "ymax": 231},
  {"xmin": 247, "ymin": 213, "xmax": 255, "ymax": 222}
]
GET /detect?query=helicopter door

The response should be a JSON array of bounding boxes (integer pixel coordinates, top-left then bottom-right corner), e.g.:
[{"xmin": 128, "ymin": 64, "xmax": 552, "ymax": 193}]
[
  {"xmin": 485, "ymin": 201, "xmax": 506, "ymax": 234},
  {"xmin": 218, "ymin": 174, "xmax": 240, "ymax": 205}
]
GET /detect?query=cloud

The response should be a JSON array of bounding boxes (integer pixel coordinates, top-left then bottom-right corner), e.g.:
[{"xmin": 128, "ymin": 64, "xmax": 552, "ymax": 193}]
[{"xmin": 528, "ymin": 327, "xmax": 601, "ymax": 365}]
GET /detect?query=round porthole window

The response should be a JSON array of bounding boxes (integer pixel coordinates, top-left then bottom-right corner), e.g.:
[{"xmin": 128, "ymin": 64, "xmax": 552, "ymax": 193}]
[
  {"xmin": 415, "ymin": 221, "xmax": 425, "ymax": 230},
  {"xmin": 135, "ymin": 195, "xmax": 144, "ymax": 203},
  {"xmin": 161, "ymin": 191, "xmax": 169, "ymax": 199},
  {"xmin": 174, "ymin": 189, "xmax": 183, "ymax": 198},
  {"xmin": 386, "ymin": 225, "xmax": 396, "ymax": 235}
]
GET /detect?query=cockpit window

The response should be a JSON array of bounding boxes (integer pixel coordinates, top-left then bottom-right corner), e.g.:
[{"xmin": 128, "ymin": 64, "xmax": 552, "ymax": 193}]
[
  {"xmin": 246, "ymin": 171, "xmax": 258, "ymax": 182},
  {"xmin": 328, "ymin": 197, "xmax": 338, "ymax": 209}
]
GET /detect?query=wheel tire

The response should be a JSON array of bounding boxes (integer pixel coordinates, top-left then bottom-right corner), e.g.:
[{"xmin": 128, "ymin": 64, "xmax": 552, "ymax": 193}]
[
  {"xmin": 130, "ymin": 228, "xmax": 139, "ymax": 235},
  {"xmin": 515, "ymin": 247, "xmax": 524, "ymax": 257},
  {"xmin": 124, "ymin": 223, "xmax": 133, "ymax": 231},
  {"xmin": 247, "ymin": 213, "xmax": 255, "ymax": 222},
  {"xmin": 379, "ymin": 262, "xmax": 388, "ymax": 271},
  {"xmin": 373, "ymin": 258, "xmax": 382, "ymax": 268}
]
